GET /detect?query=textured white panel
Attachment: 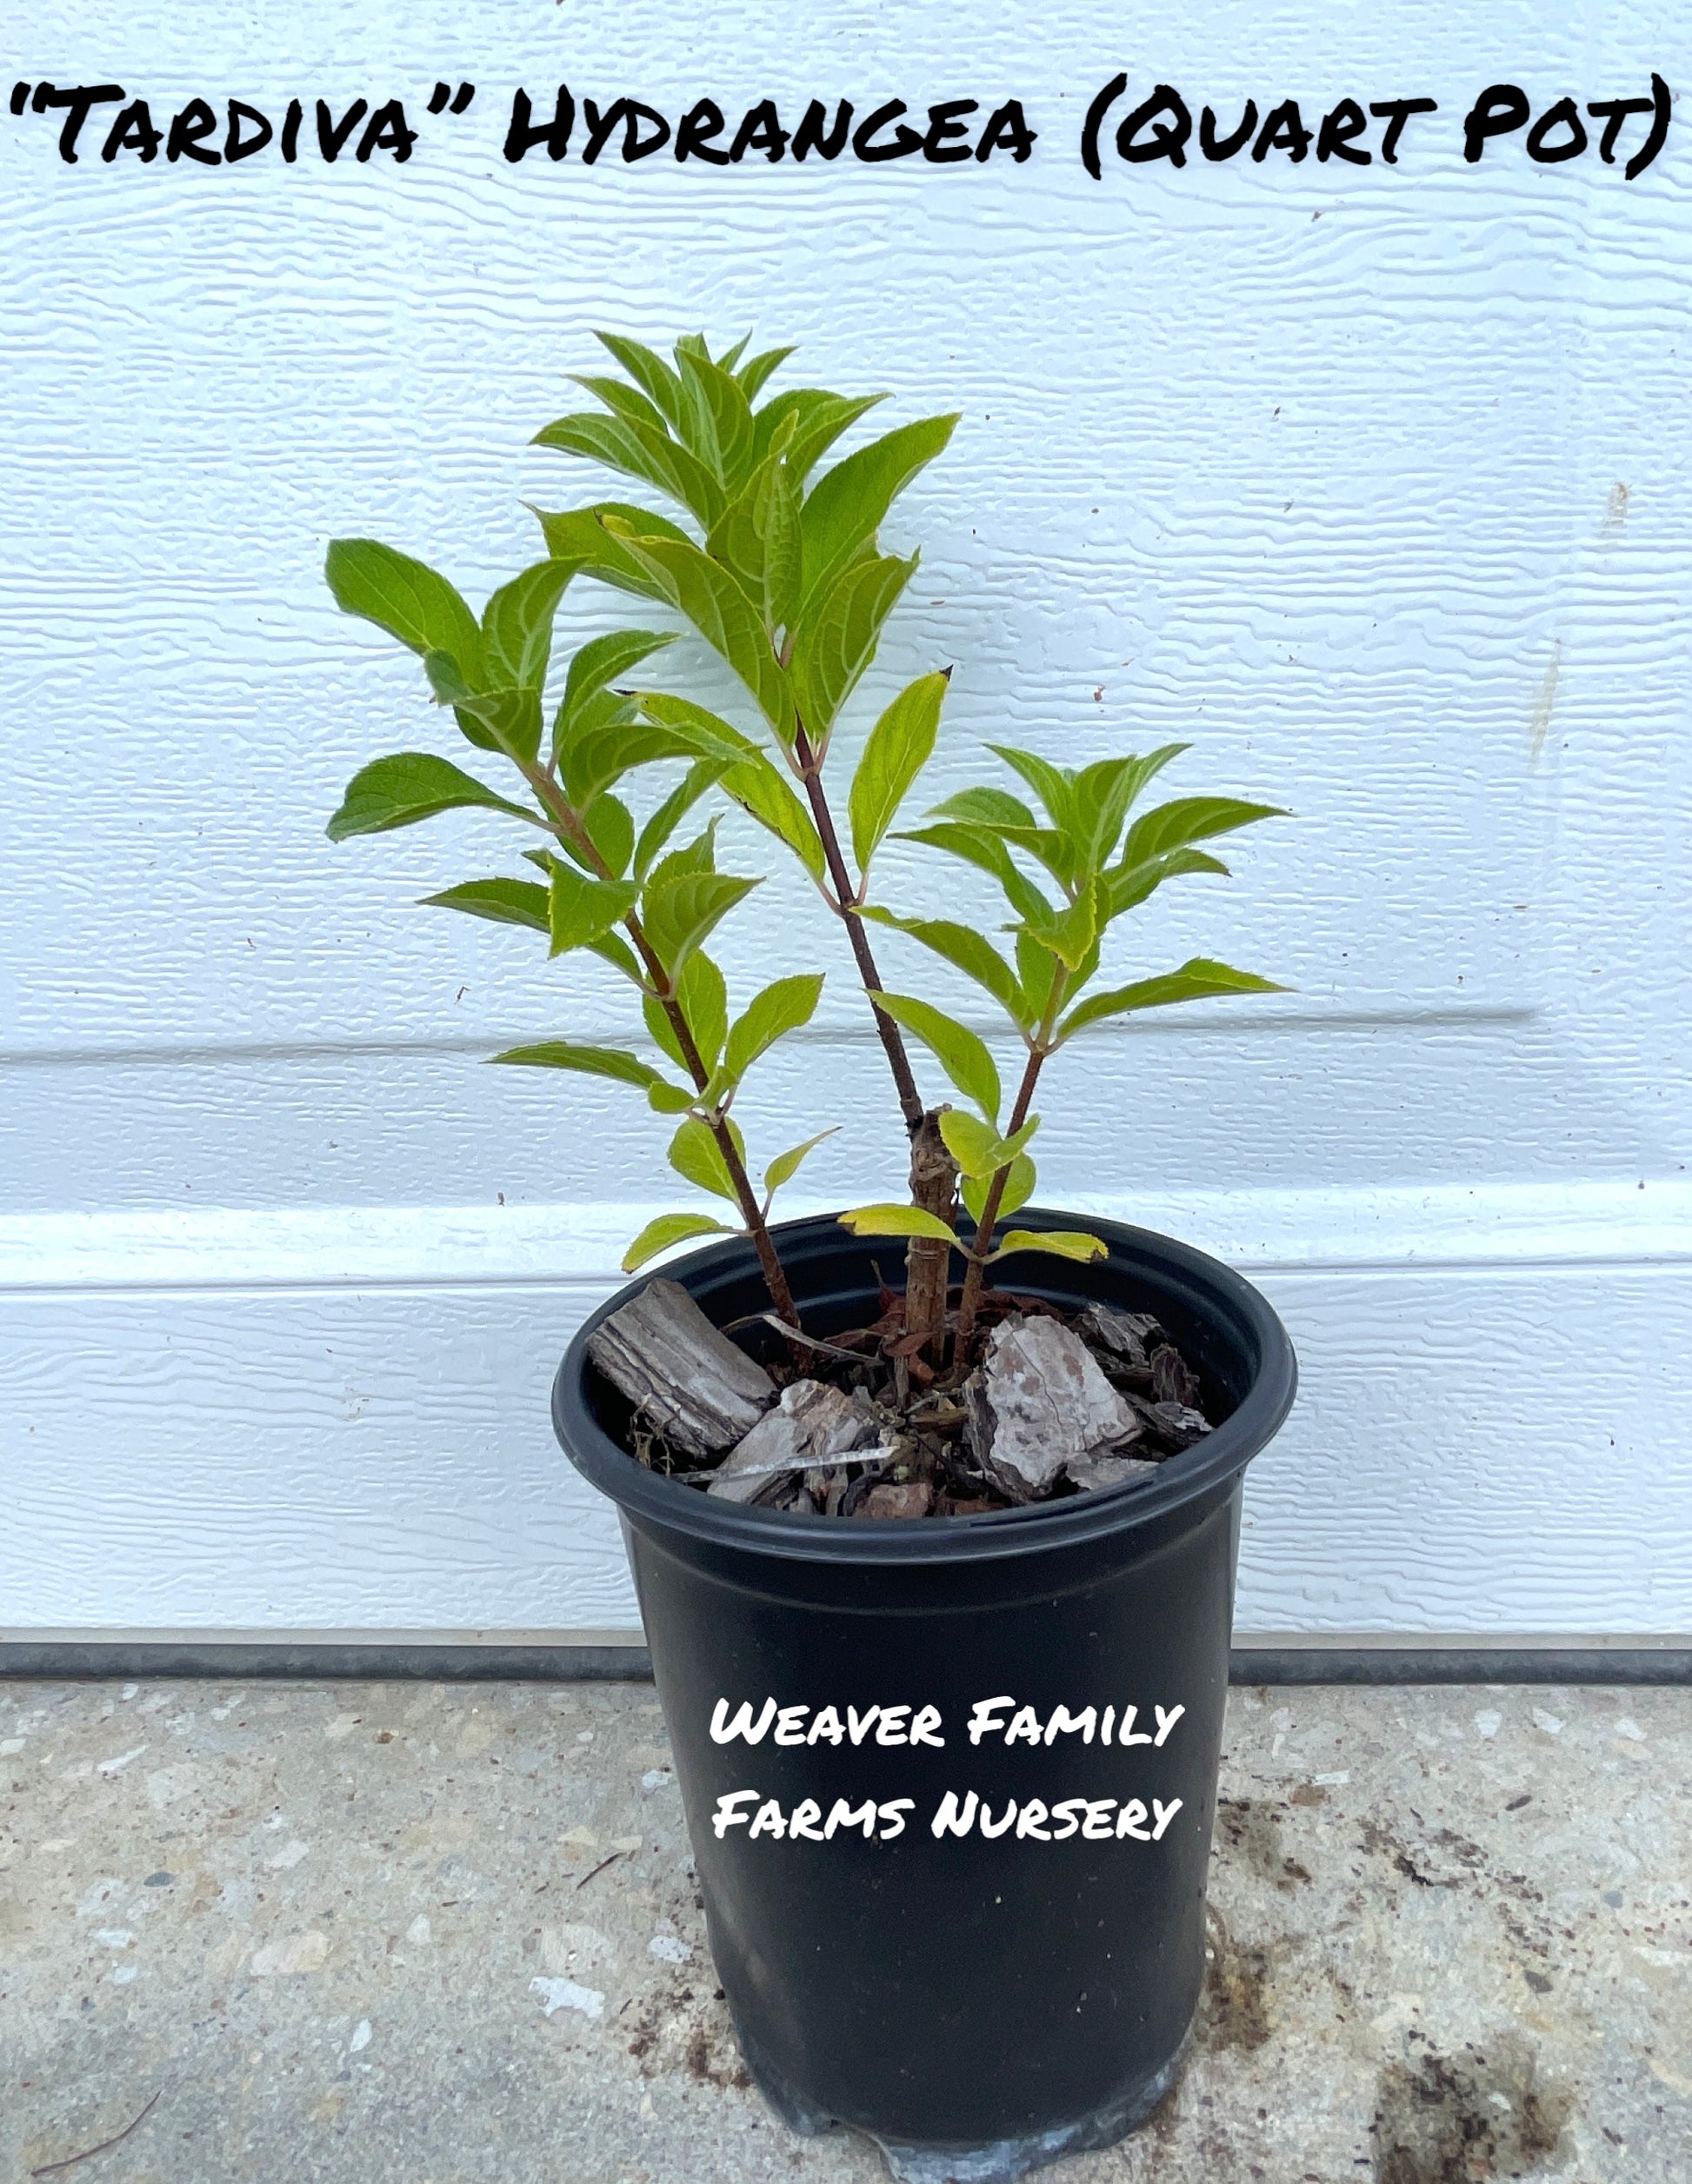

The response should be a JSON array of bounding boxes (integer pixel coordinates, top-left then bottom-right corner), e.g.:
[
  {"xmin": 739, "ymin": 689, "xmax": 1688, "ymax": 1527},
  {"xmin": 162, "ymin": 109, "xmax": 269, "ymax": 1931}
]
[{"xmin": 2, "ymin": 0, "xmax": 1689, "ymax": 1634}]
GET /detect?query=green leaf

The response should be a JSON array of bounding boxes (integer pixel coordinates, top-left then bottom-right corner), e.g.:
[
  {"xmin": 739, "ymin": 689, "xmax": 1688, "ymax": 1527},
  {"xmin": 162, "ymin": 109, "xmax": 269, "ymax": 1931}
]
[
  {"xmin": 1019, "ymin": 877, "xmax": 1101, "ymax": 973},
  {"xmin": 709, "ymin": 444, "xmax": 803, "ymax": 633},
  {"xmin": 587, "ymin": 929, "xmax": 645, "ymax": 984},
  {"xmin": 872, "ymin": 992, "xmax": 1000, "ymax": 1122},
  {"xmin": 962, "ymin": 1152, "xmax": 1035, "ymax": 1223},
  {"xmin": 548, "ymin": 863, "xmax": 639, "ymax": 954},
  {"xmin": 605, "ymin": 525, "xmax": 792, "ymax": 736},
  {"xmin": 989, "ymin": 1229, "xmax": 1109, "ymax": 1265},
  {"xmin": 643, "ymin": 949, "xmax": 728, "ymax": 1075},
  {"xmin": 532, "ymin": 411, "xmax": 725, "ymax": 528},
  {"xmin": 418, "ymin": 878, "xmax": 550, "ymax": 932},
  {"xmin": 593, "ymin": 331, "xmax": 686, "ymax": 430},
  {"xmin": 675, "ymin": 349, "xmax": 756, "ymax": 491},
  {"xmin": 646, "ymin": 822, "xmax": 720, "ymax": 890},
  {"xmin": 669, "ymin": 1115, "xmax": 747, "ymax": 1204},
  {"xmin": 937, "ymin": 1109, "xmax": 1002, "ymax": 1179},
  {"xmin": 799, "ymin": 414, "xmax": 957, "ymax": 611},
  {"xmin": 633, "ymin": 692, "xmax": 762, "ymax": 764},
  {"xmin": 623, "ymin": 1212, "xmax": 733, "ymax": 1273},
  {"xmin": 489, "ymin": 1041, "xmax": 663, "ymax": 1090},
  {"xmin": 582, "ymin": 792, "xmax": 636, "ymax": 879},
  {"xmin": 849, "ymin": 671, "xmax": 947, "ymax": 871},
  {"xmin": 635, "ymin": 761, "xmax": 729, "ymax": 880},
  {"xmin": 1069, "ymin": 755, "xmax": 1156, "ymax": 873},
  {"xmin": 988, "ymin": 744, "xmax": 1078, "ymax": 836},
  {"xmin": 1121, "ymin": 796, "xmax": 1286, "ymax": 868},
  {"xmin": 897, "ymin": 822, "xmax": 1054, "ymax": 926},
  {"xmin": 789, "ymin": 550, "xmax": 916, "ymax": 742},
  {"xmin": 325, "ymin": 540, "xmax": 483, "ymax": 678},
  {"xmin": 859, "ymin": 908, "xmax": 1024, "ymax": 1022},
  {"xmin": 568, "ymin": 371, "xmax": 670, "ymax": 436},
  {"xmin": 723, "ymin": 973, "xmax": 824, "ymax": 1084},
  {"xmin": 720, "ymin": 755, "xmax": 826, "ymax": 881},
  {"xmin": 326, "ymin": 753, "xmax": 536, "ymax": 842},
  {"xmin": 1056, "ymin": 958, "xmax": 1289, "ymax": 1042},
  {"xmin": 556, "ymin": 629, "xmax": 676, "ymax": 752},
  {"xmin": 1016, "ymin": 929, "xmax": 1059, "ymax": 1025},
  {"xmin": 763, "ymin": 1126, "xmax": 838, "ymax": 1197},
  {"xmin": 646, "ymin": 1080, "xmax": 698, "ymax": 1115},
  {"xmin": 1103, "ymin": 846, "xmax": 1230, "ymax": 921},
  {"xmin": 641, "ymin": 870, "xmax": 761, "ymax": 986},
  {"xmin": 535, "ymin": 502, "xmax": 693, "ymax": 603},
  {"xmin": 752, "ymin": 389, "xmax": 886, "ymax": 482},
  {"xmin": 482, "ymin": 559, "xmax": 575, "ymax": 691},
  {"xmin": 928, "ymin": 784, "xmax": 1038, "ymax": 830},
  {"xmin": 736, "ymin": 344, "xmax": 796, "ymax": 401},
  {"xmin": 838, "ymin": 1204, "xmax": 958, "ymax": 1243},
  {"xmin": 561, "ymin": 718, "xmax": 703, "ymax": 809},
  {"xmin": 423, "ymin": 652, "xmax": 547, "ymax": 767}
]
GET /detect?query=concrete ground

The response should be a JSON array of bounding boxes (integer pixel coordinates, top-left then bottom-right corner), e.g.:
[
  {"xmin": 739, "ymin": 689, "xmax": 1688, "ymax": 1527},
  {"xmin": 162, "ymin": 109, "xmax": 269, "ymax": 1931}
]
[{"xmin": 1, "ymin": 1679, "xmax": 1687, "ymax": 2184}]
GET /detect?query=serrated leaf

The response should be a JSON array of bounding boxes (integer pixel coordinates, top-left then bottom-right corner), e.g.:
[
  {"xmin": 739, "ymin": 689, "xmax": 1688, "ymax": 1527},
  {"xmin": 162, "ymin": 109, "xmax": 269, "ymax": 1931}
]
[
  {"xmin": 533, "ymin": 411, "xmax": 725, "ymax": 529},
  {"xmin": 569, "ymin": 371, "xmax": 670, "ymax": 436},
  {"xmin": 752, "ymin": 389, "xmax": 887, "ymax": 482},
  {"xmin": 849, "ymin": 671, "xmax": 947, "ymax": 871},
  {"xmin": 424, "ymin": 654, "xmax": 546, "ymax": 766},
  {"xmin": 1071, "ymin": 742, "xmax": 1191, "ymax": 869},
  {"xmin": 799, "ymin": 414, "xmax": 957, "ymax": 612},
  {"xmin": 326, "ymin": 753, "xmax": 535, "ymax": 842},
  {"xmin": 646, "ymin": 822, "xmax": 719, "ymax": 890},
  {"xmin": 583, "ymin": 792, "xmax": 635, "ymax": 878},
  {"xmin": 675, "ymin": 349, "xmax": 756, "ymax": 492},
  {"xmin": 622, "ymin": 1212, "xmax": 732, "ymax": 1272},
  {"xmin": 641, "ymin": 870, "xmax": 761, "ymax": 986},
  {"xmin": 928, "ymin": 784, "xmax": 1038, "ymax": 830},
  {"xmin": 635, "ymin": 761, "xmax": 729, "ymax": 880},
  {"xmin": 643, "ymin": 949, "xmax": 728, "ymax": 1075},
  {"xmin": 549, "ymin": 863, "xmax": 639, "ymax": 954},
  {"xmin": 418, "ymin": 878, "xmax": 550, "ymax": 932},
  {"xmin": 325, "ymin": 540, "xmax": 483, "ymax": 679},
  {"xmin": 669, "ymin": 1115, "xmax": 748, "ymax": 1204},
  {"xmin": 489, "ymin": 1041, "xmax": 662, "ymax": 1090},
  {"xmin": 989, "ymin": 1229, "xmax": 1109, "ymax": 1265},
  {"xmin": 556, "ymin": 629, "xmax": 676, "ymax": 754},
  {"xmin": 859, "ymin": 908, "xmax": 1023, "ymax": 1022},
  {"xmin": 736, "ymin": 344, "xmax": 796, "ymax": 401},
  {"xmin": 1022, "ymin": 881, "xmax": 1101, "ymax": 972},
  {"xmin": 1103, "ymin": 846, "xmax": 1230, "ymax": 921},
  {"xmin": 837, "ymin": 1204, "xmax": 958, "ymax": 1243},
  {"xmin": 535, "ymin": 502, "xmax": 693, "ymax": 603},
  {"xmin": 606, "ymin": 526, "xmax": 791, "ymax": 736},
  {"xmin": 482, "ymin": 559, "xmax": 575, "ymax": 691},
  {"xmin": 646, "ymin": 1080, "xmax": 698, "ymax": 1114},
  {"xmin": 988, "ymin": 744, "xmax": 1078, "ymax": 836},
  {"xmin": 1056, "ymin": 958, "xmax": 1288, "ymax": 1042},
  {"xmin": 633, "ymin": 692, "xmax": 762, "ymax": 764},
  {"xmin": 587, "ymin": 929, "xmax": 645, "ymax": 984},
  {"xmin": 897, "ymin": 822, "xmax": 1055, "ymax": 926},
  {"xmin": 962, "ymin": 1152, "xmax": 1035, "ymax": 1223},
  {"xmin": 723, "ymin": 973, "xmax": 824, "ymax": 1085},
  {"xmin": 593, "ymin": 330, "xmax": 686, "ymax": 429},
  {"xmin": 871, "ymin": 992, "xmax": 1000, "ymax": 1122},
  {"xmin": 937, "ymin": 1109, "xmax": 1002, "ymax": 1179},
  {"xmin": 720, "ymin": 755, "xmax": 826, "ymax": 880},
  {"xmin": 763, "ymin": 1126, "xmax": 838, "ymax": 1197},
  {"xmin": 1121, "ymin": 796, "xmax": 1286, "ymax": 868},
  {"xmin": 789, "ymin": 550, "xmax": 916, "ymax": 743}
]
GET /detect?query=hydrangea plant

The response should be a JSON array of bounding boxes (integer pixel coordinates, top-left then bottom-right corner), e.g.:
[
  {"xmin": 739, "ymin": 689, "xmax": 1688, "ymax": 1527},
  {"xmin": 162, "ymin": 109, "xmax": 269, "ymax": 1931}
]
[{"xmin": 325, "ymin": 332, "xmax": 1284, "ymax": 1362}]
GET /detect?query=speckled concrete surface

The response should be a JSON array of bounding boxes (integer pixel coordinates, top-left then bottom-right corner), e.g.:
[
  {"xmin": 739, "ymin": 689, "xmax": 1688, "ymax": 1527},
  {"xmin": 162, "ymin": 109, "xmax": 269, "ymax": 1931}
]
[{"xmin": 2, "ymin": 1679, "xmax": 1687, "ymax": 2183}]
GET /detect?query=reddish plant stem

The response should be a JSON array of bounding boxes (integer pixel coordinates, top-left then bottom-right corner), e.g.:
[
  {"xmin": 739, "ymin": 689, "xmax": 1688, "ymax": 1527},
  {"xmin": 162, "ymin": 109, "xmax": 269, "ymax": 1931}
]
[
  {"xmin": 523, "ymin": 762, "xmax": 800, "ymax": 1325},
  {"xmin": 791, "ymin": 723, "xmax": 925, "ymax": 1134}
]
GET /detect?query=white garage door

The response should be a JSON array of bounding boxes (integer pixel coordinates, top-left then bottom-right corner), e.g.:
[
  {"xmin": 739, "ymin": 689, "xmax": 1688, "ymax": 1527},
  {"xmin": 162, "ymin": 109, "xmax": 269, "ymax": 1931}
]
[{"xmin": 3, "ymin": 1, "xmax": 1689, "ymax": 1646}]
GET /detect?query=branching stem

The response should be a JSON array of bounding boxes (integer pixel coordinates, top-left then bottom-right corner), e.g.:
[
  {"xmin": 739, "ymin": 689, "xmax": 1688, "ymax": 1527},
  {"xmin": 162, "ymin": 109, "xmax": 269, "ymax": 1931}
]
[{"xmin": 522, "ymin": 759, "xmax": 801, "ymax": 1325}]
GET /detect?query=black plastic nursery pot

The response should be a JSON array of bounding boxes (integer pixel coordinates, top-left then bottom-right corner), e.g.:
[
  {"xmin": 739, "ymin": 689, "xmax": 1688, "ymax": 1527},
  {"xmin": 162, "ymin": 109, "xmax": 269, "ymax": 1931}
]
[{"xmin": 553, "ymin": 1209, "xmax": 1297, "ymax": 2183}]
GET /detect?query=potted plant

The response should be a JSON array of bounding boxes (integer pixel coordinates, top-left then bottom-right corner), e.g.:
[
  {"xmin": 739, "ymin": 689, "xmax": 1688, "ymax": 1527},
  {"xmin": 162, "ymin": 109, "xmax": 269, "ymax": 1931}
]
[{"xmin": 324, "ymin": 333, "xmax": 1298, "ymax": 2182}]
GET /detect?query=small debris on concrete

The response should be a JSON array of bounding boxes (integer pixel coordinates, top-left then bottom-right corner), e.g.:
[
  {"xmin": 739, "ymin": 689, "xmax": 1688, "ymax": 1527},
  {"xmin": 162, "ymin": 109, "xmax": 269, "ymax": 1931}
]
[
  {"xmin": 648, "ymin": 1935, "xmax": 691, "ymax": 1963},
  {"xmin": 530, "ymin": 1975, "xmax": 604, "ymax": 2020}
]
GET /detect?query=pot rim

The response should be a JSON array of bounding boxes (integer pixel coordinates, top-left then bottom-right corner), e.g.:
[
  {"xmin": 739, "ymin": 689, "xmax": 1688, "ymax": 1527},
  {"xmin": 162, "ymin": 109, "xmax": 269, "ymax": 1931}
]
[{"xmin": 552, "ymin": 1207, "xmax": 1297, "ymax": 1568}]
